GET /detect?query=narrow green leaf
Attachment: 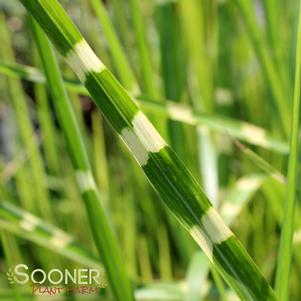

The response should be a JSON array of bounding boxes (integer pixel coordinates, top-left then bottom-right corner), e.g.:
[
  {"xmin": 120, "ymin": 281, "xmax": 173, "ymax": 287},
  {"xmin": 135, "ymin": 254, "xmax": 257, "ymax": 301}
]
[
  {"xmin": 274, "ymin": 2, "xmax": 301, "ymax": 300},
  {"xmin": 0, "ymin": 201, "xmax": 103, "ymax": 270}
]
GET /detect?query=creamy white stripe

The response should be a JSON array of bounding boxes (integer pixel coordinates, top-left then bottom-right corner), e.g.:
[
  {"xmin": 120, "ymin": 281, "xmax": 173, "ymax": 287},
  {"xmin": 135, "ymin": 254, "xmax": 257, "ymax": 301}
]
[
  {"xmin": 76, "ymin": 170, "xmax": 96, "ymax": 193},
  {"xmin": 237, "ymin": 176, "xmax": 263, "ymax": 191},
  {"xmin": 215, "ymin": 88, "xmax": 233, "ymax": 105},
  {"xmin": 167, "ymin": 103, "xmax": 197, "ymax": 125},
  {"xmin": 50, "ymin": 230, "xmax": 73, "ymax": 249},
  {"xmin": 132, "ymin": 111, "xmax": 166, "ymax": 153},
  {"xmin": 293, "ymin": 228, "xmax": 301, "ymax": 245},
  {"xmin": 66, "ymin": 39, "xmax": 105, "ymax": 81},
  {"xmin": 156, "ymin": 0, "xmax": 177, "ymax": 5},
  {"xmin": 120, "ymin": 128, "xmax": 149, "ymax": 166},
  {"xmin": 201, "ymin": 208, "xmax": 233, "ymax": 244},
  {"xmin": 19, "ymin": 213, "xmax": 40, "ymax": 232},
  {"xmin": 241, "ymin": 124, "xmax": 269, "ymax": 147},
  {"xmin": 190, "ymin": 226, "xmax": 213, "ymax": 261},
  {"xmin": 221, "ymin": 202, "xmax": 240, "ymax": 221},
  {"xmin": 120, "ymin": 111, "xmax": 167, "ymax": 166}
]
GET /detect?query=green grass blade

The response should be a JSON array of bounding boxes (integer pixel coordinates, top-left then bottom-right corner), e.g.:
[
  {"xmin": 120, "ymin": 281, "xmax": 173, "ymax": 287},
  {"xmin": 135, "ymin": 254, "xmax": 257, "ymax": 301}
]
[
  {"xmin": 91, "ymin": 111, "xmax": 110, "ymax": 206},
  {"xmin": 1, "ymin": 232, "xmax": 22, "ymax": 301},
  {"xmin": 235, "ymin": 141, "xmax": 285, "ymax": 184},
  {"xmin": 178, "ymin": 0, "xmax": 219, "ymax": 204},
  {"xmin": 234, "ymin": 0, "xmax": 291, "ymax": 137},
  {"xmin": 157, "ymin": 224, "xmax": 172, "ymax": 280},
  {"xmin": 262, "ymin": 0, "xmax": 290, "ymax": 94},
  {"xmin": 33, "ymin": 50, "xmax": 60, "ymax": 175},
  {"xmin": 274, "ymin": 2, "xmax": 301, "ymax": 300},
  {"xmin": 128, "ymin": 0, "xmax": 156, "ymax": 96},
  {"xmin": 155, "ymin": 1, "xmax": 188, "ymax": 164},
  {"xmin": 220, "ymin": 174, "xmax": 266, "ymax": 225},
  {"xmin": 0, "ymin": 60, "xmax": 45, "ymax": 82},
  {"xmin": 211, "ymin": 265, "xmax": 228, "ymax": 301},
  {"xmin": 31, "ymin": 19, "xmax": 134, "ymax": 301},
  {"xmin": 0, "ymin": 13, "xmax": 53, "ymax": 222},
  {"xmin": 137, "ymin": 235, "xmax": 153, "ymax": 283},
  {"xmin": 0, "ymin": 61, "xmax": 289, "ymax": 153},
  {"xmin": 16, "ymin": 1, "xmax": 278, "ymax": 299},
  {"xmin": 89, "ymin": 0, "xmax": 138, "ymax": 93},
  {"xmin": 0, "ymin": 201, "xmax": 103, "ymax": 270},
  {"xmin": 185, "ymin": 251, "xmax": 210, "ymax": 301}
]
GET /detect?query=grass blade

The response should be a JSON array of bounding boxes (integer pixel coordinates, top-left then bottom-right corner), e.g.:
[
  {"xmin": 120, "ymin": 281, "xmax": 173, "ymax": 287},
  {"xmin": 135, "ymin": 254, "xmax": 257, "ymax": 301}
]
[
  {"xmin": 0, "ymin": 201, "xmax": 103, "ymax": 270},
  {"xmin": 155, "ymin": 1, "xmax": 188, "ymax": 164},
  {"xmin": 220, "ymin": 174, "xmax": 266, "ymax": 225},
  {"xmin": 234, "ymin": 0, "xmax": 291, "ymax": 137},
  {"xmin": 128, "ymin": 0, "xmax": 156, "ymax": 96},
  {"xmin": 274, "ymin": 2, "xmax": 301, "ymax": 300},
  {"xmin": 235, "ymin": 141, "xmax": 285, "ymax": 184},
  {"xmin": 185, "ymin": 251, "xmax": 210, "ymax": 301},
  {"xmin": 89, "ymin": 0, "xmax": 138, "ymax": 93},
  {"xmin": 178, "ymin": 0, "xmax": 219, "ymax": 204}
]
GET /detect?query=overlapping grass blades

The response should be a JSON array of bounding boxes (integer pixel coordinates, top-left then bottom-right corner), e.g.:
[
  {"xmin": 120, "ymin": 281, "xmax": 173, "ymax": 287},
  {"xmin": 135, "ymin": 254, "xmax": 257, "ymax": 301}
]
[
  {"xmin": 31, "ymin": 19, "xmax": 134, "ymax": 301},
  {"xmin": 0, "ymin": 61, "xmax": 289, "ymax": 153},
  {"xmin": 89, "ymin": 0, "xmax": 137, "ymax": 93},
  {"xmin": 0, "ymin": 201, "xmax": 103, "ymax": 270},
  {"xmin": 234, "ymin": 0, "xmax": 291, "ymax": 137},
  {"xmin": 18, "ymin": 0, "xmax": 278, "ymax": 300},
  {"xmin": 0, "ymin": 13, "xmax": 53, "ymax": 223}
]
